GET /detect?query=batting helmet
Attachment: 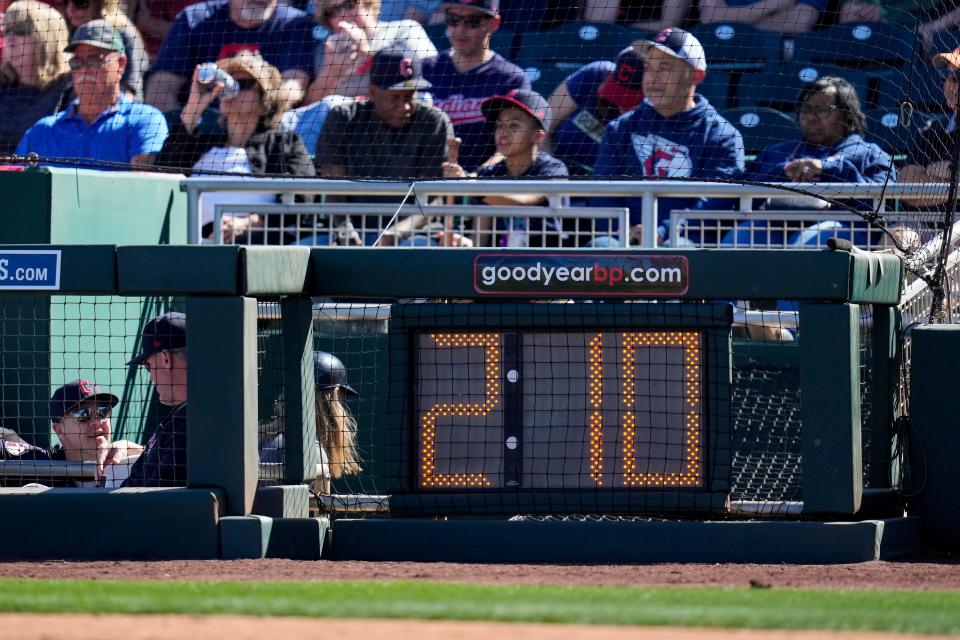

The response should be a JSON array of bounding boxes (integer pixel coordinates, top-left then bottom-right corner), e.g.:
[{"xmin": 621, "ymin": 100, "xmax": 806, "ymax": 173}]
[{"xmin": 314, "ymin": 351, "xmax": 359, "ymax": 396}]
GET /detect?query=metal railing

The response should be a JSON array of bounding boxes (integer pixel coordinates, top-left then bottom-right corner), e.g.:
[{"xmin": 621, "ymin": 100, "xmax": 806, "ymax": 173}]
[{"xmin": 182, "ymin": 178, "xmax": 953, "ymax": 247}]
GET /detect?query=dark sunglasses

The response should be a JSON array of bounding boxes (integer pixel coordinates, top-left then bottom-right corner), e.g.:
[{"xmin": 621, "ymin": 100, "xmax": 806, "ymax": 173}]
[
  {"xmin": 321, "ymin": 0, "xmax": 357, "ymax": 20},
  {"xmin": 67, "ymin": 405, "xmax": 112, "ymax": 423},
  {"xmin": 68, "ymin": 55, "xmax": 113, "ymax": 71},
  {"xmin": 67, "ymin": 0, "xmax": 91, "ymax": 9},
  {"xmin": 235, "ymin": 78, "xmax": 261, "ymax": 93},
  {"xmin": 445, "ymin": 12, "xmax": 490, "ymax": 28}
]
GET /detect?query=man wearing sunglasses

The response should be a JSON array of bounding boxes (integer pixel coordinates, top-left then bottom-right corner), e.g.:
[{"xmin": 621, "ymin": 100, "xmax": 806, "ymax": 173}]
[
  {"xmin": 16, "ymin": 20, "xmax": 169, "ymax": 169},
  {"xmin": 123, "ymin": 312, "xmax": 188, "ymax": 488},
  {"xmin": 422, "ymin": 0, "xmax": 529, "ymax": 172},
  {"xmin": 144, "ymin": 0, "xmax": 316, "ymax": 113},
  {"xmin": 1, "ymin": 379, "xmax": 141, "ymax": 488}
]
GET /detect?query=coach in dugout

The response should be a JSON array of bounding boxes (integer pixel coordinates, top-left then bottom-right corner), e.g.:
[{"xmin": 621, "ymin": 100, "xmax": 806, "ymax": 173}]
[
  {"xmin": 123, "ymin": 311, "xmax": 188, "ymax": 487},
  {"xmin": 590, "ymin": 28, "xmax": 744, "ymax": 246},
  {"xmin": 0, "ymin": 379, "xmax": 142, "ymax": 487}
]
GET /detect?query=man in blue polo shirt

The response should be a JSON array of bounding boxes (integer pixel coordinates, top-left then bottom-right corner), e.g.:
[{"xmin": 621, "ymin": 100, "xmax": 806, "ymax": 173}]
[
  {"xmin": 17, "ymin": 21, "xmax": 168, "ymax": 169},
  {"xmin": 144, "ymin": 0, "xmax": 318, "ymax": 112}
]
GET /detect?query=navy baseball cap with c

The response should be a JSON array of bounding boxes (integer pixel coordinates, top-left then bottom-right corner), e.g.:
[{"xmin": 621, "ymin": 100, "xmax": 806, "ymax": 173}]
[
  {"xmin": 49, "ymin": 379, "xmax": 119, "ymax": 420},
  {"xmin": 635, "ymin": 28, "xmax": 707, "ymax": 73},
  {"xmin": 127, "ymin": 312, "xmax": 187, "ymax": 366},
  {"xmin": 370, "ymin": 48, "xmax": 432, "ymax": 91},
  {"xmin": 441, "ymin": 0, "xmax": 499, "ymax": 17},
  {"xmin": 597, "ymin": 46, "xmax": 645, "ymax": 110},
  {"xmin": 314, "ymin": 351, "xmax": 359, "ymax": 396},
  {"xmin": 482, "ymin": 88, "xmax": 551, "ymax": 129}
]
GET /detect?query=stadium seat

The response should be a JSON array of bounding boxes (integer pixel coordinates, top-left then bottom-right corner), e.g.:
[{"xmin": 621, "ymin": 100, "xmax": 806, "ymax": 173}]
[
  {"xmin": 738, "ymin": 63, "xmax": 872, "ymax": 111},
  {"xmin": 699, "ymin": 70, "xmax": 736, "ymax": 110},
  {"xmin": 865, "ymin": 108, "xmax": 925, "ymax": 158},
  {"xmin": 517, "ymin": 21, "xmax": 649, "ymax": 71},
  {"xmin": 792, "ymin": 23, "xmax": 916, "ymax": 70},
  {"xmin": 898, "ymin": 61, "xmax": 950, "ymax": 113},
  {"xmin": 721, "ymin": 107, "xmax": 800, "ymax": 156},
  {"xmin": 424, "ymin": 24, "xmax": 516, "ymax": 60},
  {"xmin": 927, "ymin": 29, "xmax": 960, "ymax": 57},
  {"xmin": 524, "ymin": 65, "xmax": 574, "ymax": 99},
  {"xmin": 689, "ymin": 23, "xmax": 781, "ymax": 72}
]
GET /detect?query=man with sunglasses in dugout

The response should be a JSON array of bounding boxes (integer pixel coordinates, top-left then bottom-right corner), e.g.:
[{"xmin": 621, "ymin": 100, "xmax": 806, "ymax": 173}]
[
  {"xmin": 422, "ymin": 0, "xmax": 529, "ymax": 172},
  {"xmin": 144, "ymin": 0, "xmax": 316, "ymax": 113},
  {"xmin": 16, "ymin": 20, "xmax": 168, "ymax": 168},
  {"xmin": 0, "ymin": 380, "xmax": 143, "ymax": 488},
  {"xmin": 123, "ymin": 312, "xmax": 189, "ymax": 488}
]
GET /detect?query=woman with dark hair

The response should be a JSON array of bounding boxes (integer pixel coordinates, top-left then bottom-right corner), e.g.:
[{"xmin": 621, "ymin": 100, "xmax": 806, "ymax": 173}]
[
  {"xmin": 742, "ymin": 76, "xmax": 895, "ymax": 247},
  {"xmin": 155, "ymin": 51, "xmax": 315, "ymax": 243}
]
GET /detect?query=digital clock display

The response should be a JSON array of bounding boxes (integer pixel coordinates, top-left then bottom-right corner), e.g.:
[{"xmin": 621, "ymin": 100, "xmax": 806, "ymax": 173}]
[{"xmin": 415, "ymin": 330, "xmax": 703, "ymax": 491}]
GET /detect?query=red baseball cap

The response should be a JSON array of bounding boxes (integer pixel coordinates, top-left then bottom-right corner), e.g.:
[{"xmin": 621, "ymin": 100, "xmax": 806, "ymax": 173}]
[{"xmin": 597, "ymin": 46, "xmax": 645, "ymax": 111}]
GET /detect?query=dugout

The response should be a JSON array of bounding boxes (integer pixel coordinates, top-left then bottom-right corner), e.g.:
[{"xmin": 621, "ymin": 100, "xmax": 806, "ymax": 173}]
[{"xmin": 0, "ymin": 244, "xmax": 942, "ymax": 562}]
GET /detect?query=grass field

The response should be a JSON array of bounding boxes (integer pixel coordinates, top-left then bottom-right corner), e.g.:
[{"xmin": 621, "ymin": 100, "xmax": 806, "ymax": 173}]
[{"xmin": 0, "ymin": 579, "xmax": 957, "ymax": 635}]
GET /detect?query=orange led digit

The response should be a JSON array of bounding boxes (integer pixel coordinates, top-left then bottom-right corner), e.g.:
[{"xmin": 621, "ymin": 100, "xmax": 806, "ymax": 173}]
[
  {"xmin": 587, "ymin": 333, "xmax": 605, "ymax": 485},
  {"xmin": 420, "ymin": 332, "xmax": 501, "ymax": 488},
  {"xmin": 620, "ymin": 331, "xmax": 703, "ymax": 488}
]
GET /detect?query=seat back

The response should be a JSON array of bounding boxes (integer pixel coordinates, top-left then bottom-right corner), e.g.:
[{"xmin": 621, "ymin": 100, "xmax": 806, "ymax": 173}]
[
  {"xmin": 721, "ymin": 107, "xmax": 800, "ymax": 156},
  {"xmin": 517, "ymin": 21, "xmax": 649, "ymax": 71},
  {"xmin": 689, "ymin": 22, "xmax": 781, "ymax": 72},
  {"xmin": 792, "ymin": 22, "xmax": 917, "ymax": 70}
]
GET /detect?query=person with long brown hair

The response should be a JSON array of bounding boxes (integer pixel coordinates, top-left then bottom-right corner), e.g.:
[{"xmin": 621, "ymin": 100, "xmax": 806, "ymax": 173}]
[{"xmin": 0, "ymin": 1, "xmax": 72, "ymax": 151}]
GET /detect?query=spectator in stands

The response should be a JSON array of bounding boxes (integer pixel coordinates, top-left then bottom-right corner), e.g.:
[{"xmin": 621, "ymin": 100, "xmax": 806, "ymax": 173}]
[
  {"xmin": 63, "ymin": 0, "xmax": 148, "ymax": 99},
  {"xmin": 16, "ymin": 20, "xmax": 168, "ymax": 168},
  {"xmin": 124, "ymin": 311, "xmax": 187, "ymax": 488},
  {"xmin": 591, "ymin": 28, "xmax": 744, "ymax": 245},
  {"xmin": 545, "ymin": 45, "xmax": 644, "ymax": 175},
  {"xmin": 130, "ymin": 0, "xmax": 195, "ymax": 57},
  {"xmin": 0, "ymin": 1, "xmax": 72, "ymax": 152},
  {"xmin": 305, "ymin": 0, "xmax": 436, "ymax": 103},
  {"xmin": 154, "ymin": 51, "xmax": 315, "ymax": 244},
  {"xmin": 900, "ymin": 46, "xmax": 960, "ymax": 207},
  {"xmin": 144, "ymin": 0, "xmax": 317, "ymax": 112},
  {"xmin": 379, "ymin": 0, "xmax": 438, "ymax": 23},
  {"xmin": 581, "ymin": 0, "xmax": 693, "ymax": 33},
  {"xmin": 0, "ymin": 380, "xmax": 143, "ymax": 487},
  {"xmin": 699, "ymin": 0, "xmax": 822, "ymax": 33},
  {"xmin": 422, "ymin": 0, "xmax": 529, "ymax": 172},
  {"xmin": 260, "ymin": 351, "xmax": 362, "ymax": 494},
  {"xmin": 315, "ymin": 47, "xmax": 452, "ymax": 180},
  {"xmin": 444, "ymin": 89, "xmax": 568, "ymax": 246}
]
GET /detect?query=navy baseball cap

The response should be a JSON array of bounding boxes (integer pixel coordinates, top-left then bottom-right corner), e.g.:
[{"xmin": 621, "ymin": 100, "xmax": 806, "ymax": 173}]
[
  {"xmin": 370, "ymin": 48, "xmax": 431, "ymax": 91},
  {"xmin": 49, "ymin": 379, "xmax": 119, "ymax": 420},
  {"xmin": 636, "ymin": 28, "xmax": 707, "ymax": 72},
  {"xmin": 597, "ymin": 46, "xmax": 645, "ymax": 110},
  {"xmin": 127, "ymin": 312, "xmax": 187, "ymax": 365},
  {"xmin": 482, "ymin": 88, "xmax": 550, "ymax": 128},
  {"xmin": 441, "ymin": 0, "xmax": 499, "ymax": 17},
  {"xmin": 314, "ymin": 351, "xmax": 359, "ymax": 396}
]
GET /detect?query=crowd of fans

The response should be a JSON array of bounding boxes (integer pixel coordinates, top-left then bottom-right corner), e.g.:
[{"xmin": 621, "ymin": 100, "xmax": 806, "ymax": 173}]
[{"xmin": 0, "ymin": 0, "xmax": 955, "ymax": 246}]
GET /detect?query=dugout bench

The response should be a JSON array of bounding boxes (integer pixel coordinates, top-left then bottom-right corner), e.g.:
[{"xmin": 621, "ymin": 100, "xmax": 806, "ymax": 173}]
[{"xmin": 0, "ymin": 244, "xmax": 953, "ymax": 561}]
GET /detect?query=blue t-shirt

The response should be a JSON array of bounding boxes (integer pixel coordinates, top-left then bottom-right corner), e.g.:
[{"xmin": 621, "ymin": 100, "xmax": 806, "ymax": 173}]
[
  {"xmin": 151, "ymin": 0, "xmax": 318, "ymax": 78},
  {"xmin": 591, "ymin": 95, "xmax": 745, "ymax": 237},
  {"xmin": 16, "ymin": 95, "xmax": 169, "ymax": 166},
  {"xmin": 551, "ymin": 60, "xmax": 616, "ymax": 174},
  {"xmin": 477, "ymin": 151, "xmax": 569, "ymax": 245},
  {"xmin": 423, "ymin": 50, "xmax": 530, "ymax": 172}
]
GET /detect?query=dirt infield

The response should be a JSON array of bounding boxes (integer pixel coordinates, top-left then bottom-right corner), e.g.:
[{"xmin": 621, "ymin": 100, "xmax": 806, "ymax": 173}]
[
  {"xmin": 3, "ymin": 614, "xmax": 959, "ymax": 640},
  {"xmin": 0, "ymin": 557, "xmax": 957, "ymax": 590}
]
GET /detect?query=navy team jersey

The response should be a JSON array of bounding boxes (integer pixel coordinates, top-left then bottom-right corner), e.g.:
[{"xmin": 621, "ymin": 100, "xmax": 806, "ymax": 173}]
[
  {"xmin": 123, "ymin": 402, "xmax": 188, "ymax": 487},
  {"xmin": 477, "ymin": 152, "xmax": 568, "ymax": 245},
  {"xmin": 592, "ymin": 95, "xmax": 744, "ymax": 238},
  {"xmin": 423, "ymin": 51, "xmax": 530, "ymax": 172}
]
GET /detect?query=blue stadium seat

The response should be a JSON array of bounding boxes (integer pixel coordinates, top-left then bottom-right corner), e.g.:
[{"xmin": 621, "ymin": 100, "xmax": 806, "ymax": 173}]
[
  {"xmin": 699, "ymin": 70, "xmax": 736, "ymax": 110},
  {"xmin": 689, "ymin": 22, "xmax": 781, "ymax": 72},
  {"xmin": 792, "ymin": 22, "xmax": 916, "ymax": 70},
  {"xmin": 865, "ymin": 108, "xmax": 929, "ymax": 158},
  {"xmin": 517, "ymin": 21, "xmax": 650, "ymax": 71},
  {"xmin": 721, "ymin": 107, "xmax": 800, "ymax": 156},
  {"xmin": 927, "ymin": 29, "xmax": 960, "ymax": 57},
  {"xmin": 898, "ymin": 62, "xmax": 950, "ymax": 113},
  {"xmin": 524, "ymin": 66, "xmax": 575, "ymax": 99},
  {"xmin": 424, "ymin": 23, "xmax": 516, "ymax": 60},
  {"xmin": 738, "ymin": 63, "xmax": 872, "ymax": 111}
]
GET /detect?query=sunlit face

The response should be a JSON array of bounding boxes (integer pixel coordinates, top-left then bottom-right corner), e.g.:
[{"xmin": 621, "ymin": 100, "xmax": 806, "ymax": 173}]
[
  {"xmin": 494, "ymin": 107, "xmax": 541, "ymax": 158},
  {"xmin": 143, "ymin": 350, "xmax": 185, "ymax": 406},
  {"xmin": 3, "ymin": 32, "xmax": 37, "ymax": 84},
  {"xmin": 53, "ymin": 399, "xmax": 112, "ymax": 461},
  {"xmin": 370, "ymin": 84, "xmax": 417, "ymax": 128},
  {"xmin": 70, "ymin": 43, "xmax": 125, "ymax": 102},
  {"xmin": 797, "ymin": 89, "xmax": 847, "ymax": 147},
  {"xmin": 641, "ymin": 47, "xmax": 697, "ymax": 114},
  {"xmin": 444, "ymin": 7, "xmax": 494, "ymax": 59},
  {"xmin": 220, "ymin": 72, "xmax": 266, "ymax": 125}
]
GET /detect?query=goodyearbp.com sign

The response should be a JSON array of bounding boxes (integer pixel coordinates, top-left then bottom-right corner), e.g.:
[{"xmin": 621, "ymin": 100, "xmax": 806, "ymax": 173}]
[{"xmin": 474, "ymin": 254, "xmax": 689, "ymax": 296}]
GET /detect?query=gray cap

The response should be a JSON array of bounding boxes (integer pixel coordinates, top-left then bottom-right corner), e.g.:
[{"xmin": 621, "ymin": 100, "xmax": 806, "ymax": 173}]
[{"xmin": 65, "ymin": 19, "xmax": 125, "ymax": 54}]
